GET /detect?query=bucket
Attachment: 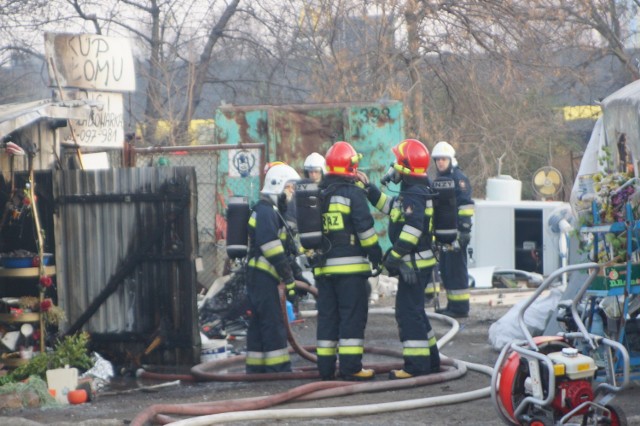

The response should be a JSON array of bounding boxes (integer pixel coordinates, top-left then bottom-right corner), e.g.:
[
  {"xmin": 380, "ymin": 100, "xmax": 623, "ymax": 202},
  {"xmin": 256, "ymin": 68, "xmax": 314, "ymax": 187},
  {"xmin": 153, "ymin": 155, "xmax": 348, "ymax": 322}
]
[
  {"xmin": 486, "ymin": 175, "xmax": 522, "ymax": 202},
  {"xmin": 201, "ymin": 339, "xmax": 228, "ymax": 363}
]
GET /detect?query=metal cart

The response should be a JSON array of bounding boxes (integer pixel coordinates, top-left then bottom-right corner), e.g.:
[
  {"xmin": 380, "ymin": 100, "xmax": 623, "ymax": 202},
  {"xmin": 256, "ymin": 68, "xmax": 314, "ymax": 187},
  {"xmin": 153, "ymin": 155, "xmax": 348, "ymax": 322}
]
[{"xmin": 579, "ymin": 199, "xmax": 640, "ymax": 382}]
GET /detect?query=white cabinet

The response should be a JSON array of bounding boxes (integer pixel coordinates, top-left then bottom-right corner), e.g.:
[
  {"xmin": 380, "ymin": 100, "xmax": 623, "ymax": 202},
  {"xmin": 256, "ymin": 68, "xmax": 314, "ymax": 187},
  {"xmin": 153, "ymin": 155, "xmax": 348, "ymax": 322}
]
[{"xmin": 468, "ymin": 200, "xmax": 569, "ymax": 276}]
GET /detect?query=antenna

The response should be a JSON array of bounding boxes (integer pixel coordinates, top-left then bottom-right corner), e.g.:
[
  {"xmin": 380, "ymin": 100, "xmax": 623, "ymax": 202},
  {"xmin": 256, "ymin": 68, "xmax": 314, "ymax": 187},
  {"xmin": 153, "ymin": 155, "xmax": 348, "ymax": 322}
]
[{"xmin": 497, "ymin": 153, "xmax": 506, "ymax": 176}]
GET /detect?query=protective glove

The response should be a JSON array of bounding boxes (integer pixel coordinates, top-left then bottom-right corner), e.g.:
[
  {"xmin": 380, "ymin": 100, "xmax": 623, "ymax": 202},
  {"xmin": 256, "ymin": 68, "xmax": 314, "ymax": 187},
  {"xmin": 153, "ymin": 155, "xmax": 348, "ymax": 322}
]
[
  {"xmin": 285, "ymin": 281, "xmax": 297, "ymax": 297},
  {"xmin": 397, "ymin": 263, "xmax": 418, "ymax": 285},
  {"xmin": 355, "ymin": 170, "xmax": 370, "ymax": 191},
  {"xmin": 383, "ymin": 252, "xmax": 418, "ymax": 285},
  {"xmin": 458, "ymin": 231, "xmax": 471, "ymax": 247},
  {"xmin": 368, "ymin": 245, "xmax": 383, "ymax": 269},
  {"xmin": 293, "ymin": 271, "xmax": 311, "ymax": 297},
  {"xmin": 370, "ymin": 263, "xmax": 383, "ymax": 276},
  {"xmin": 356, "ymin": 170, "xmax": 370, "ymax": 185}
]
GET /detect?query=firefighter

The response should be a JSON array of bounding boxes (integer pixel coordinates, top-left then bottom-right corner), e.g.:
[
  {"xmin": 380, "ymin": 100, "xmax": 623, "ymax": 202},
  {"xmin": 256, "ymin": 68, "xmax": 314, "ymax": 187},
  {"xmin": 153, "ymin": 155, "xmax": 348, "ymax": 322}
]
[
  {"xmin": 313, "ymin": 141, "xmax": 383, "ymax": 381},
  {"xmin": 364, "ymin": 138, "xmax": 440, "ymax": 379},
  {"xmin": 245, "ymin": 163, "xmax": 301, "ymax": 373},
  {"xmin": 295, "ymin": 152, "xmax": 326, "ymax": 291},
  {"xmin": 303, "ymin": 152, "xmax": 326, "ymax": 183},
  {"xmin": 431, "ymin": 141, "xmax": 474, "ymax": 318}
]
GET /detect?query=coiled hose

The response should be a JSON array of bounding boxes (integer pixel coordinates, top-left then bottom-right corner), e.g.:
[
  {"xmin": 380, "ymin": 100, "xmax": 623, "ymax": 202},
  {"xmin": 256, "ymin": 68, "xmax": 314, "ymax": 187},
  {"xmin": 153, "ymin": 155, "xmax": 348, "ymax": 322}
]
[{"xmin": 131, "ymin": 281, "xmax": 492, "ymax": 425}]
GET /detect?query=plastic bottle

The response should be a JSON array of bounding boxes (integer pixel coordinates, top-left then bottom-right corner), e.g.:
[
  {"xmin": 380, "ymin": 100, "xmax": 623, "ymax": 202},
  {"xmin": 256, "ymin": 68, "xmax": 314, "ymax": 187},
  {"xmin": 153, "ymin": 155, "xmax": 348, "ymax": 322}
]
[
  {"xmin": 590, "ymin": 310, "xmax": 606, "ymax": 367},
  {"xmin": 285, "ymin": 300, "xmax": 296, "ymax": 322}
]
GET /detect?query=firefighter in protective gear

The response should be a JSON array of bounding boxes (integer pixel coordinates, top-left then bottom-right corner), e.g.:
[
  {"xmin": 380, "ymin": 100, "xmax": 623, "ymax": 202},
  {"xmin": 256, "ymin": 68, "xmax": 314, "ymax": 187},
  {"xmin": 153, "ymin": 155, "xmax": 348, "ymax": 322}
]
[
  {"xmin": 364, "ymin": 138, "xmax": 440, "ymax": 379},
  {"xmin": 246, "ymin": 163, "xmax": 301, "ymax": 373},
  {"xmin": 314, "ymin": 141, "xmax": 383, "ymax": 381},
  {"xmin": 303, "ymin": 152, "xmax": 326, "ymax": 183},
  {"xmin": 431, "ymin": 141, "xmax": 474, "ymax": 318}
]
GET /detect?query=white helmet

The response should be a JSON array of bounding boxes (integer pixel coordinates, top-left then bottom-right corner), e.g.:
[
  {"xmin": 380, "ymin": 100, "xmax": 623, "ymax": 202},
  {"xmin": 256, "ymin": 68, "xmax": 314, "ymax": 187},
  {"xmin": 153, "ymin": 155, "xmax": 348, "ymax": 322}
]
[
  {"xmin": 431, "ymin": 141, "xmax": 458, "ymax": 167},
  {"xmin": 261, "ymin": 163, "xmax": 301, "ymax": 195},
  {"xmin": 304, "ymin": 152, "xmax": 326, "ymax": 174}
]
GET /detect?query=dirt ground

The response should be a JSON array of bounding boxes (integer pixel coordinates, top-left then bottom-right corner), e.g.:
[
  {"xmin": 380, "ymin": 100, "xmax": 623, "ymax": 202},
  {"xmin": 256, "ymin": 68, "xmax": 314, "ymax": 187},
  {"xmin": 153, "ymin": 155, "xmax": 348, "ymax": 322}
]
[{"xmin": 2, "ymin": 289, "xmax": 640, "ymax": 426}]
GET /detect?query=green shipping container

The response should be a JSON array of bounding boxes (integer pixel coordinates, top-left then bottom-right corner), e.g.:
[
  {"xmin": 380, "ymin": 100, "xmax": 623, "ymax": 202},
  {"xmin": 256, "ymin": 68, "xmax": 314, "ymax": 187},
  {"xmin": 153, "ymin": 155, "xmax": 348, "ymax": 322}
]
[{"xmin": 214, "ymin": 101, "xmax": 406, "ymax": 250}]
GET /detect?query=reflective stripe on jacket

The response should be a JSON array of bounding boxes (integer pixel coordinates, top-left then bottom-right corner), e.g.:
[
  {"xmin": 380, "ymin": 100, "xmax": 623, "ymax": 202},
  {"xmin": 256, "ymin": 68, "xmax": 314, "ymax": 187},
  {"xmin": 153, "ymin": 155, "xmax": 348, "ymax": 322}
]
[{"xmin": 314, "ymin": 175, "xmax": 381, "ymax": 276}]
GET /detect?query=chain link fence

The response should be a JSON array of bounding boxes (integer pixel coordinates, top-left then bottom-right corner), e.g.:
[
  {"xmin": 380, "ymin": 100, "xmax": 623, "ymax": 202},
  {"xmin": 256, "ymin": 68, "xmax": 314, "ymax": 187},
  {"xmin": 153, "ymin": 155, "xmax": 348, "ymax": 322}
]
[{"xmin": 129, "ymin": 144, "xmax": 264, "ymax": 289}]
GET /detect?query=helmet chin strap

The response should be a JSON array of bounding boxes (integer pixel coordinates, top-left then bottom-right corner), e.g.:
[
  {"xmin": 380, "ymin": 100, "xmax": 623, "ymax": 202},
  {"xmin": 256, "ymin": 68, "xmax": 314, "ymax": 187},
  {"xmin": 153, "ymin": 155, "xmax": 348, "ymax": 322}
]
[{"xmin": 277, "ymin": 193, "xmax": 288, "ymax": 213}]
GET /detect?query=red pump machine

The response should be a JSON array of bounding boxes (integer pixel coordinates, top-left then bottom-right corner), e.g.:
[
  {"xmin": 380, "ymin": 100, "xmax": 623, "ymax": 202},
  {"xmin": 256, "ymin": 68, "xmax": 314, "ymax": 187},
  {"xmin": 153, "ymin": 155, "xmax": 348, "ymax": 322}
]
[{"xmin": 491, "ymin": 263, "xmax": 630, "ymax": 426}]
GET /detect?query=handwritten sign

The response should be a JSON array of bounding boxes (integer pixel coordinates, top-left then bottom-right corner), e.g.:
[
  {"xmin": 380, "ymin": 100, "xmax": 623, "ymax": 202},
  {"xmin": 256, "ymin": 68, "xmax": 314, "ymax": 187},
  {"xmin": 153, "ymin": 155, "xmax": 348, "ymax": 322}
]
[
  {"xmin": 64, "ymin": 90, "xmax": 124, "ymax": 148},
  {"xmin": 44, "ymin": 33, "xmax": 135, "ymax": 92}
]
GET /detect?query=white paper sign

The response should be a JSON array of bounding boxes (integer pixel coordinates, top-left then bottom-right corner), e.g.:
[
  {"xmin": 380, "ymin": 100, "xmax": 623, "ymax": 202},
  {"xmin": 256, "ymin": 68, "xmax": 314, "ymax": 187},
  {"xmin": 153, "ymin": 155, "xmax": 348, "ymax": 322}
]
[
  {"xmin": 228, "ymin": 149, "xmax": 260, "ymax": 177},
  {"xmin": 64, "ymin": 91, "xmax": 124, "ymax": 148},
  {"xmin": 45, "ymin": 33, "xmax": 136, "ymax": 92}
]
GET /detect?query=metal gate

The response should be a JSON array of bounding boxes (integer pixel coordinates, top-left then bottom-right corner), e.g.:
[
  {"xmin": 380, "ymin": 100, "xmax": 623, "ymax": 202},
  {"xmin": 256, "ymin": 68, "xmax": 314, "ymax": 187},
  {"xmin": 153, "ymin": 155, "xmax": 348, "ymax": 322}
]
[
  {"xmin": 54, "ymin": 167, "xmax": 200, "ymax": 367},
  {"xmin": 130, "ymin": 144, "xmax": 265, "ymax": 289}
]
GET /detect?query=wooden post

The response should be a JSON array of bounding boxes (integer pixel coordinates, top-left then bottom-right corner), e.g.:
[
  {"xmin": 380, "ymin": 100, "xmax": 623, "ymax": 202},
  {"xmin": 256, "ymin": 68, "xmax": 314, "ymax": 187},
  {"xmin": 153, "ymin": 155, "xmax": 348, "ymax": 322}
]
[
  {"xmin": 48, "ymin": 57, "xmax": 85, "ymax": 170},
  {"xmin": 27, "ymin": 154, "xmax": 46, "ymax": 353}
]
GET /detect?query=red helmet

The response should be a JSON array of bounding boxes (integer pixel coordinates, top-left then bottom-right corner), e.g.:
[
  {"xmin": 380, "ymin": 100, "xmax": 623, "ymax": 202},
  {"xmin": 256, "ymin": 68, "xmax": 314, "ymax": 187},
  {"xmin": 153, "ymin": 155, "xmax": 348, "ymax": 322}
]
[
  {"xmin": 325, "ymin": 141, "xmax": 362, "ymax": 176},
  {"xmin": 392, "ymin": 139, "xmax": 430, "ymax": 176}
]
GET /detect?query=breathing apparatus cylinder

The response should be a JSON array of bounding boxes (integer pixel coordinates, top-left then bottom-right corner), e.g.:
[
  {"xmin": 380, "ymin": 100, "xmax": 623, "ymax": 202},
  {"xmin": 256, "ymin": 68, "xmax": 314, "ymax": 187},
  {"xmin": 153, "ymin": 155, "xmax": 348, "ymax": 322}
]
[
  {"xmin": 432, "ymin": 176, "xmax": 458, "ymax": 244},
  {"xmin": 295, "ymin": 178, "xmax": 323, "ymax": 249},
  {"xmin": 226, "ymin": 196, "xmax": 250, "ymax": 259}
]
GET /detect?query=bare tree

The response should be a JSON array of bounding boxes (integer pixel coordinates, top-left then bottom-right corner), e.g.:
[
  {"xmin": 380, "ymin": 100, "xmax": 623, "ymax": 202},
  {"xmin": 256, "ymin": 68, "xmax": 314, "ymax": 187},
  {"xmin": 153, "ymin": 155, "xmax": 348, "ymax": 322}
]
[
  {"xmin": 525, "ymin": 0, "xmax": 640, "ymax": 82},
  {"xmin": 70, "ymin": 0, "xmax": 242, "ymax": 145},
  {"xmin": 264, "ymin": 1, "xmax": 579, "ymax": 196},
  {"xmin": 1, "ymin": 0, "xmax": 639, "ymax": 199},
  {"xmin": 0, "ymin": 0, "xmax": 243, "ymax": 145}
]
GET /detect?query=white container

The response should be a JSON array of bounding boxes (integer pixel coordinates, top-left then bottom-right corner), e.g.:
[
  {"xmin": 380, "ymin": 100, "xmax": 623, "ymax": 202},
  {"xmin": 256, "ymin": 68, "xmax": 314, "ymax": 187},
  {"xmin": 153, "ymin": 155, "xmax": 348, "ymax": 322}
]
[
  {"xmin": 548, "ymin": 348, "xmax": 597, "ymax": 380},
  {"xmin": 201, "ymin": 339, "xmax": 227, "ymax": 363},
  {"xmin": 486, "ymin": 175, "xmax": 522, "ymax": 202},
  {"xmin": 46, "ymin": 366, "xmax": 79, "ymax": 404}
]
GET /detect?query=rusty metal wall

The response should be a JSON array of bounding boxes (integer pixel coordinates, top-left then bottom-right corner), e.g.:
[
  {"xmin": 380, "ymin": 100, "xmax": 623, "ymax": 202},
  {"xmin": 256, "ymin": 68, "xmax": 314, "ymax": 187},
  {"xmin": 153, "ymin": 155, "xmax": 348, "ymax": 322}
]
[
  {"xmin": 215, "ymin": 101, "xmax": 405, "ymax": 248},
  {"xmin": 53, "ymin": 167, "xmax": 200, "ymax": 366},
  {"xmin": 125, "ymin": 101, "xmax": 404, "ymax": 287}
]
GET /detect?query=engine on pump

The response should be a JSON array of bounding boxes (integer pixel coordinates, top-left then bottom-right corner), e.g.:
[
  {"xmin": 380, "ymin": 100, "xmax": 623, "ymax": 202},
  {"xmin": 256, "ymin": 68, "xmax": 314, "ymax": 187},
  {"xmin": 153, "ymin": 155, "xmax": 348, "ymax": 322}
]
[
  {"xmin": 495, "ymin": 336, "xmax": 627, "ymax": 426},
  {"xmin": 493, "ymin": 264, "xmax": 630, "ymax": 425}
]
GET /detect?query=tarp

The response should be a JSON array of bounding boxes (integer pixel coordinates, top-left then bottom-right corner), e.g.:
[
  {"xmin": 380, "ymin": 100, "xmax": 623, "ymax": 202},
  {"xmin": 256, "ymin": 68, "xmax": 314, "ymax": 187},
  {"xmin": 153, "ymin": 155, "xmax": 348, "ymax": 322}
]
[
  {"xmin": 601, "ymin": 79, "xmax": 640, "ymax": 172},
  {"xmin": 570, "ymin": 79, "xmax": 640, "ymax": 216},
  {"xmin": 569, "ymin": 116, "xmax": 606, "ymax": 215}
]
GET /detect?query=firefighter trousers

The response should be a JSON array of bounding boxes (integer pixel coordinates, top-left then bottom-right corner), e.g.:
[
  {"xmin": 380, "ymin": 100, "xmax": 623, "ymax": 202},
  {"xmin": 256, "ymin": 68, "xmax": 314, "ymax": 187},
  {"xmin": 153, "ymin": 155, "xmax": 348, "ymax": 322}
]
[
  {"xmin": 396, "ymin": 266, "xmax": 440, "ymax": 375},
  {"xmin": 245, "ymin": 268, "xmax": 291, "ymax": 373},
  {"xmin": 439, "ymin": 241, "xmax": 470, "ymax": 315},
  {"xmin": 316, "ymin": 274, "xmax": 369, "ymax": 379}
]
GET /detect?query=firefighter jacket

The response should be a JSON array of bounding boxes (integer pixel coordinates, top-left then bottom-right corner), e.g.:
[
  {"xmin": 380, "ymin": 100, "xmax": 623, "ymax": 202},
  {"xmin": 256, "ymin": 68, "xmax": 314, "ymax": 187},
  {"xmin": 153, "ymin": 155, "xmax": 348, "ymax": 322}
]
[
  {"xmin": 247, "ymin": 196, "xmax": 296, "ymax": 284},
  {"xmin": 437, "ymin": 166, "xmax": 474, "ymax": 234},
  {"xmin": 313, "ymin": 175, "xmax": 382, "ymax": 277},
  {"xmin": 367, "ymin": 176, "xmax": 436, "ymax": 270}
]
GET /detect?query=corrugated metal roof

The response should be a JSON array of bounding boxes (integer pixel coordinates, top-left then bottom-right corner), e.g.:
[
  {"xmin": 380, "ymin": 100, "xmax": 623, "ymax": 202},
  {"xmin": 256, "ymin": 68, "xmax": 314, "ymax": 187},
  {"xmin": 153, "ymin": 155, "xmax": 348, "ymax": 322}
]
[{"xmin": 0, "ymin": 98, "xmax": 96, "ymax": 138}]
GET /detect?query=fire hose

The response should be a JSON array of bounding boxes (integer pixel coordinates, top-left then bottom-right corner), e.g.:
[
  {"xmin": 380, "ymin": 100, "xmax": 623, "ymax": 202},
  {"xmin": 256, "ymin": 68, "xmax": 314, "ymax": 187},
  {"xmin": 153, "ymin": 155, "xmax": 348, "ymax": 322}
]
[{"xmin": 131, "ymin": 281, "xmax": 493, "ymax": 425}]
